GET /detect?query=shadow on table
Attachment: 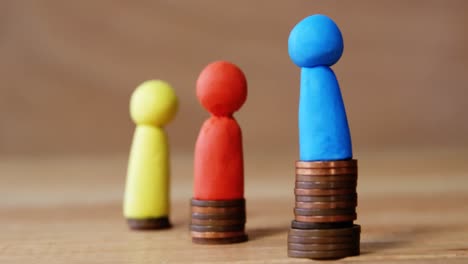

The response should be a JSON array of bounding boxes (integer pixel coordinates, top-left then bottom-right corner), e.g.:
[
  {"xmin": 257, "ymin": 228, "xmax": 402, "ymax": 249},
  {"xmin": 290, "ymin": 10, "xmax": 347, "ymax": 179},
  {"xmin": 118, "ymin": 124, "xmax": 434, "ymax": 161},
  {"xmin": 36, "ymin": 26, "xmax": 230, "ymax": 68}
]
[
  {"xmin": 247, "ymin": 226, "xmax": 288, "ymax": 241},
  {"xmin": 360, "ymin": 240, "xmax": 403, "ymax": 255},
  {"xmin": 360, "ymin": 225, "xmax": 458, "ymax": 255}
]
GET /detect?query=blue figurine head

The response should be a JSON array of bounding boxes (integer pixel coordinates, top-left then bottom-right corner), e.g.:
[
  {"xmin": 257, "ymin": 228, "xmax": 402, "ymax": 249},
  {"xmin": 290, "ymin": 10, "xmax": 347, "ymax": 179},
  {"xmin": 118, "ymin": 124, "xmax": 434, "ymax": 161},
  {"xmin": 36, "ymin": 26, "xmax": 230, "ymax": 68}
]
[{"xmin": 288, "ymin": 14, "xmax": 344, "ymax": 67}]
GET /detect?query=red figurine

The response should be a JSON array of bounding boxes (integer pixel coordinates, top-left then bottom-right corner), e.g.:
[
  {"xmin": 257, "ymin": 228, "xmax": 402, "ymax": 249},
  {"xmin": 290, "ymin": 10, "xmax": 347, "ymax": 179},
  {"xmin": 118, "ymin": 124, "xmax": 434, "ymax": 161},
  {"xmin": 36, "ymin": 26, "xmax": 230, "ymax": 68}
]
[{"xmin": 194, "ymin": 61, "xmax": 247, "ymax": 200}]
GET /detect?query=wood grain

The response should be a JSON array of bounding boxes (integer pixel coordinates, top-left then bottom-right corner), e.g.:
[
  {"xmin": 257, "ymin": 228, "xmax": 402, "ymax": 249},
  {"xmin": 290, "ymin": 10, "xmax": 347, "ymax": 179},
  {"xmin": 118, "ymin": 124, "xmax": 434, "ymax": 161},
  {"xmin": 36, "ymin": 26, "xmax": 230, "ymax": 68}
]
[{"xmin": 1, "ymin": 150, "xmax": 468, "ymax": 263}]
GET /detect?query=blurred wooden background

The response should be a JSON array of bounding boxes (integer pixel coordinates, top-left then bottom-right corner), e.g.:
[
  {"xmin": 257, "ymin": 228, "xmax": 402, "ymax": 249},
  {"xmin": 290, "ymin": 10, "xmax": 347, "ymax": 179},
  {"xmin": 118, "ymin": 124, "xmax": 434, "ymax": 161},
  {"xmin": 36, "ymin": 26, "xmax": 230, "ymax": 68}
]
[
  {"xmin": 2, "ymin": 2, "xmax": 468, "ymax": 262},
  {"xmin": 1, "ymin": 0, "xmax": 467, "ymax": 156}
]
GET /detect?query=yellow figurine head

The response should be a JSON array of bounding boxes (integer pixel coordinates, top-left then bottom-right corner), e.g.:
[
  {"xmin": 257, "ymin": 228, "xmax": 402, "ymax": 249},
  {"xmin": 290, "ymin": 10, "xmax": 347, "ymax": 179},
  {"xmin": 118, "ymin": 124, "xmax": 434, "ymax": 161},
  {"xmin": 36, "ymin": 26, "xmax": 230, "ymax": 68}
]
[{"xmin": 130, "ymin": 80, "xmax": 178, "ymax": 126}]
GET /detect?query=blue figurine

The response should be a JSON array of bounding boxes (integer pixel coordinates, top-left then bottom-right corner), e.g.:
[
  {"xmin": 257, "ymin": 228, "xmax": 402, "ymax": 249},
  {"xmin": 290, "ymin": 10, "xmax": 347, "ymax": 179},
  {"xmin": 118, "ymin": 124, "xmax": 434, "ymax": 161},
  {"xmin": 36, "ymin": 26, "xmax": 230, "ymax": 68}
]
[{"xmin": 288, "ymin": 14, "xmax": 352, "ymax": 161}]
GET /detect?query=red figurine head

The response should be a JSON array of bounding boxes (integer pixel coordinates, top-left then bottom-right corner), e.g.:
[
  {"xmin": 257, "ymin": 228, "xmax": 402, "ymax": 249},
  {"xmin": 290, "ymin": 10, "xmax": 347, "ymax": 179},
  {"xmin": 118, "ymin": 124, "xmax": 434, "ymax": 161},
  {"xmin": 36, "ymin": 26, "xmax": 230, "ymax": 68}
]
[{"xmin": 196, "ymin": 61, "xmax": 247, "ymax": 116}]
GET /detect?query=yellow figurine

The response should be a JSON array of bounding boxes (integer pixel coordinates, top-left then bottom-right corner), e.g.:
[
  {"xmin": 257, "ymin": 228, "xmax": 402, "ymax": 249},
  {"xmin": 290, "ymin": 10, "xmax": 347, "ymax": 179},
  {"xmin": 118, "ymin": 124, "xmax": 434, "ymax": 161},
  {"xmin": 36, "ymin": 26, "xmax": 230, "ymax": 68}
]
[{"xmin": 124, "ymin": 80, "xmax": 178, "ymax": 230}]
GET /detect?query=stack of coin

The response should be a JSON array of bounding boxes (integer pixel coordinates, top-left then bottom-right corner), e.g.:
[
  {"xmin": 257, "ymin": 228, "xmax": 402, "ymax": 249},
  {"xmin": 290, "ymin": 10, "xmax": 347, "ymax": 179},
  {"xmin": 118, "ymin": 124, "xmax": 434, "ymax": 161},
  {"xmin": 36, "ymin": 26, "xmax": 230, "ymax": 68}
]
[
  {"xmin": 288, "ymin": 225, "xmax": 360, "ymax": 259},
  {"xmin": 190, "ymin": 198, "xmax": 247, "ymax": 244},
  {"xmin": 288, "ymin": 159, "xmax": 361, "ymax": 259}
]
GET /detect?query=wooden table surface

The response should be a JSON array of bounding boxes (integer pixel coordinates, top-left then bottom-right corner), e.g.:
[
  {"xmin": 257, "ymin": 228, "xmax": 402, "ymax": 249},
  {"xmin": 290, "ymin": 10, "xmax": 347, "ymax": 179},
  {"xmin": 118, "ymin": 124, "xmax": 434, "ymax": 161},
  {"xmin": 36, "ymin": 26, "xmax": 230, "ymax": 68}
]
[{"xmin": 1, "ymin": 149, "xmax": 468, "ymax": 263}]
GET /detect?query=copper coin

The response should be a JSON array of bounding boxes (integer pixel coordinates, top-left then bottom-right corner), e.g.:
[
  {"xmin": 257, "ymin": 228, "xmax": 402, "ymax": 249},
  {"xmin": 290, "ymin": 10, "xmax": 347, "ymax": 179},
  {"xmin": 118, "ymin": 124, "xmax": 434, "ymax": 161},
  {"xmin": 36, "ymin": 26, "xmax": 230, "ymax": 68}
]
[
  {"xmin": 190, "ymin": 224, "xmax": 244, "ymax": 232},
  {"xmin": 295, "ymin": 181, "xmax": 356, "ymax": 189},
  {"xmin": 288, "ymin": 242, "xmax": 358, "ymax": 251},
  {"xmin": 294, "ymin": 208, "xmax": 355, "ymax": 216},
  {"xmin": 295, "ymin": 188, "xmax": 355, "ymax": 196},
  {"xmin": 192, "ymin": 206, "xmax": 244, "ymax": 214},
  {"xmin": 126, "ymin": 217, "xmax": 171, "ymax": 230},
  {"xmin": 288, "ymin": 235, "xmax": 357, "ymax": 244},
  {"xmin": 290, "ymin": 220, "xmax": 353, "ymax": 230},
  {"xmin": 296, "ymin": 159, "xmax": 357, "ymax": 169},
  {"xmin": 191, "ymin": 218, "xmax": 246, "ymax": 226},
  {"xmin": 296, "ymin": 167, "xmax": 357, "ymax": 176},
  {"xmin": 296, "ymin": 174, "xmax": 357, "ymax": 182},
  {"xmin": 296, "ymin": 194, "xmax": 357, "ymax": 202},
  {"xmin": 295, "ymin": 214, "xmax": 357, "ymax": 223},
  {"xmin": 191, "ymin": 231, "xmax": 246, "ymax": 239},
  {"xmin": 288, "ymin": 248, "xmax": 359, "ymax": 259},
  {"xmin": 191, "ymin": 212, "xmax": 245, "ymax": 220},
  {"xmin": 295, "ymin": 201, "xmax": 357, "ymax": 209},
  {"xmin": 192, "ymin": 235, "xmax": 248, "ymax": 244},
  {"xmin": 289, "ymin": 225, "xmax": 360, "ymax": 236},
  {"xmin": 191, "ymin": 198, "xmax": 245, "ymax": 207}
]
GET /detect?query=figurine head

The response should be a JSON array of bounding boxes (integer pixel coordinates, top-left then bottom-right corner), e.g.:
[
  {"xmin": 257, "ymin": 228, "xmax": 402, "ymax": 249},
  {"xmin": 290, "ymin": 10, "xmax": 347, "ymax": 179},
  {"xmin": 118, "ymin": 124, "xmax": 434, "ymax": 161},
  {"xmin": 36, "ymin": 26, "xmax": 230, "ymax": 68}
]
[
  {"xmin": 130, "ymin": 80, "xmax": 178, "ymax": 126},
  {"xmin": 288, "ymin": 14, "xmax": 344, "ymax": 67},
  {"xmin": 196, "ymin": 61, "xmax": 247, "ymax": 116}
]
